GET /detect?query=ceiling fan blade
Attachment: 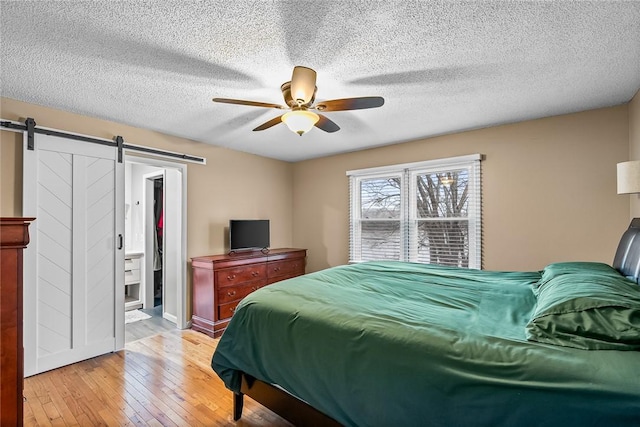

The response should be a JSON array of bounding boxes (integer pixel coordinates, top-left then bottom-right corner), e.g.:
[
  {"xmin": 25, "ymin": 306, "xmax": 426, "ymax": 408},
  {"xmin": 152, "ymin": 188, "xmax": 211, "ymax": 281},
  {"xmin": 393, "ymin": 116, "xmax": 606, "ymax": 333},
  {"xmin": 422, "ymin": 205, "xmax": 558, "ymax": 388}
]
[
  {"xmin": 212, "ymin": 98, "xmax": 285, "ymax": 109},
  {"xmin": 290, "ymin": 66, "xmax": 317, "ymax": 105},
  {"xmin": 314, "ymin": 96, "xmax": 384, "ymax": 112},
  {"xmin": 253, "ymin": 115, "xmax": 284, "ymax": 131},
  {"xmin": 314, "ymin": 114, "xmax": 340, "ymax": 133}
]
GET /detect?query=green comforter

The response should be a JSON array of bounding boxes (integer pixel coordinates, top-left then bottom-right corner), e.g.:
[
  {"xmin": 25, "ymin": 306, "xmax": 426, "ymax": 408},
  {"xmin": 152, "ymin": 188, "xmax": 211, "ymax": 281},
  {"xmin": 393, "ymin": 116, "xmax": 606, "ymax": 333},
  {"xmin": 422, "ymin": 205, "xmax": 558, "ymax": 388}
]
[{"xmin": 211, "ymin": 261, "xmax": 640, "ymax": 426}]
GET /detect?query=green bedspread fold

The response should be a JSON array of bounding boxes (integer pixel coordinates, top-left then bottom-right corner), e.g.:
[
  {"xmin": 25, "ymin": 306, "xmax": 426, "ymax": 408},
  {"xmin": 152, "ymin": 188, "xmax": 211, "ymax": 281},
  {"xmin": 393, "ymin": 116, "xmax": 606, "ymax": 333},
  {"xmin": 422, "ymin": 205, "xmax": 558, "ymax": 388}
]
[{"xmin": 212, "ymin": 261, "xmax": 640, "ymax": 426}]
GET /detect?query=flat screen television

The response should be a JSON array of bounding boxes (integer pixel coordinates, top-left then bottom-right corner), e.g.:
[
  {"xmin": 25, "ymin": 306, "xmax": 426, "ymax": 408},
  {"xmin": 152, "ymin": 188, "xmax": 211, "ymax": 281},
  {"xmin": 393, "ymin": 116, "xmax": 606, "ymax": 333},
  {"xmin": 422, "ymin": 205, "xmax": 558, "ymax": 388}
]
[{"xmin": 229, "ymin": 219, "xmax": 270, "ymax": 252}]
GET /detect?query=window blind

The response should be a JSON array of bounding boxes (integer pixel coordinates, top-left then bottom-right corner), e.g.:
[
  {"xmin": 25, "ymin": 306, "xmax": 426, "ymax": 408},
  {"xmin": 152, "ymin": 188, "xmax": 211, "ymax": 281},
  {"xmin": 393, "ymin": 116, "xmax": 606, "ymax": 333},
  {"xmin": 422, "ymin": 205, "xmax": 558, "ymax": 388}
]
[{"xmin": 348, "ymin": 154, "xmax": 482, "ymax": 268}]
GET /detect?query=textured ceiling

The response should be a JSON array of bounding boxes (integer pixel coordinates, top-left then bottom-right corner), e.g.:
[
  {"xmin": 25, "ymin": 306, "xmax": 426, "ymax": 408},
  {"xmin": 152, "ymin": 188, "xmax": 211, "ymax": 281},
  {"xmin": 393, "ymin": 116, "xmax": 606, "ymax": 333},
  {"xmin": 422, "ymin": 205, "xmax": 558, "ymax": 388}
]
[{"xmin": 1, "ymin": 1, "xmax": 639, "ymax": 162}]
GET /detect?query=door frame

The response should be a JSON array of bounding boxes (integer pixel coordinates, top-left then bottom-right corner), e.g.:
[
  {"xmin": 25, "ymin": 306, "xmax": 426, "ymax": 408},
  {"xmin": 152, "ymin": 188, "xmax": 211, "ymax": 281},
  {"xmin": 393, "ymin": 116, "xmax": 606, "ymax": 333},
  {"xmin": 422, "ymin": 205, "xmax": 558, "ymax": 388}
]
[{"xmin": 125, "ymin": 154, "xmax": 189, "ymax": 329}]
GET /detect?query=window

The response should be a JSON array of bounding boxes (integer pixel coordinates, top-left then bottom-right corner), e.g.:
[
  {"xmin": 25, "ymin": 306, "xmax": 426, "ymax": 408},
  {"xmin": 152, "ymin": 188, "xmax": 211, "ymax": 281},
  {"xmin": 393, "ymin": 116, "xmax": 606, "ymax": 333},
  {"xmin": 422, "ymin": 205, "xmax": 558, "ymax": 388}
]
[{"xmin": 348, "ymin": 154, "xmax": 481, "ymax": 268}]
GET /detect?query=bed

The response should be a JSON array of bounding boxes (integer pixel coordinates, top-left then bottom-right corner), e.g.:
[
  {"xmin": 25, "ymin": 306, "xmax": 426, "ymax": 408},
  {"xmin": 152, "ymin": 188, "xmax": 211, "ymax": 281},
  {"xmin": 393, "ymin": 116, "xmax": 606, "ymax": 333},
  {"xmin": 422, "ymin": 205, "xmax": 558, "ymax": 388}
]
[{"xmin": 211, "ymin": 219, "xmax": 640, "ymax": 426}]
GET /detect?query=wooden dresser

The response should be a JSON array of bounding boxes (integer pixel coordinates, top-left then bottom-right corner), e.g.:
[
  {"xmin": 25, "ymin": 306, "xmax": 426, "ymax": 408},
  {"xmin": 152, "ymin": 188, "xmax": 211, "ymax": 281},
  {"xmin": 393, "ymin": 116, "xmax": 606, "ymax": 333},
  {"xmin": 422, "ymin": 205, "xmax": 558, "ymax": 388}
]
[
  {"xmin": 1, "ymin": 217, "xmax": 34, "ymax": 426},
  {"xmin": 191, "ymin": 248, "xmax": 306, "ymax": 338}
]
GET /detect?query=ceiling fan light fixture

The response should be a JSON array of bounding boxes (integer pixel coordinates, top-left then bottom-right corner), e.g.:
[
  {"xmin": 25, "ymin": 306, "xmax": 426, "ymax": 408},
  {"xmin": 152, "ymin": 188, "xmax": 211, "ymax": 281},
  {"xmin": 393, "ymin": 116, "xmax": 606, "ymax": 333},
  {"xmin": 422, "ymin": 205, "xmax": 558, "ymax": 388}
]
[
  {"xmin": 213, "ymin": 66, "xmax": 384, "ymax": 135},
  {"xmin": 282, "ymin": 110, "xmax": 319, "ymax": 136}
]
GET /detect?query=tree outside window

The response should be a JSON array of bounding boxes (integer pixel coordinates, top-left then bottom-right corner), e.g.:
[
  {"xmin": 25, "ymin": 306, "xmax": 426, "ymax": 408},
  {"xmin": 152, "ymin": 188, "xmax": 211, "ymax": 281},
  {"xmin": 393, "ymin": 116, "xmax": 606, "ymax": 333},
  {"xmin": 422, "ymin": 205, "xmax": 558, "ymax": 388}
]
[
  {"xmin": 413, "ymin": 170, "xmax": 469, "ymax": 267},
  {"xmin": 349, "ymin": 155, "xmax": 481, "ymax": 269}
]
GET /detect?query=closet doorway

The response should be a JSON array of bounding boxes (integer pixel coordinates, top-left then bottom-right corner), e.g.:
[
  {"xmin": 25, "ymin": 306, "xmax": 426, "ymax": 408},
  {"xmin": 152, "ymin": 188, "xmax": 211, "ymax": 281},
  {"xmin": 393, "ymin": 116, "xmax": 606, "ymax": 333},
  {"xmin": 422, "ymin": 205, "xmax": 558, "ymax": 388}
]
[
  {"xmin": 150, "ymin": 176, "xmax": 164, "ymax": 309},
  {"xmin": 124, "ymin": 156, "xmax": 188, "ymax": 330}
]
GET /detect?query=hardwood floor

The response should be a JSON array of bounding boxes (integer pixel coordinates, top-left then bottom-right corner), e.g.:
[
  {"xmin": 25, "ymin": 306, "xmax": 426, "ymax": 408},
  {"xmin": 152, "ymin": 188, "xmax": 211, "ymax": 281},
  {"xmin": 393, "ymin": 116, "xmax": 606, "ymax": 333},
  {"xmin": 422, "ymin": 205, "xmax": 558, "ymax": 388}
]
[{"xmin": 23, "ymin": 330, "xmax": 292, "ymax": 426}]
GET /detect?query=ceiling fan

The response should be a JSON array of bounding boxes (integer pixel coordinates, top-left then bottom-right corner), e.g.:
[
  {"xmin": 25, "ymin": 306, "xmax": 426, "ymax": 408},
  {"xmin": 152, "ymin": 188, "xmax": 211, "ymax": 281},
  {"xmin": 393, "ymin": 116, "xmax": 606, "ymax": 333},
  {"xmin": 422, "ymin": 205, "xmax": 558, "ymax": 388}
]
[{"xmin": 213, "ymin": 66, "xmax": 384, "ymax": 136}]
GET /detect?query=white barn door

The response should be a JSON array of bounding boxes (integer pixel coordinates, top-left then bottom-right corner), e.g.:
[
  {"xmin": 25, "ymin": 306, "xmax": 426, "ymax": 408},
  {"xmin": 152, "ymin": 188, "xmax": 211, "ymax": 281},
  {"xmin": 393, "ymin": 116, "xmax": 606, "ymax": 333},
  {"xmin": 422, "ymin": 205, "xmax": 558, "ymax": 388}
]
[{"xmin": 23, "ymin": 133, "xmax": 124, "ymax": 376}]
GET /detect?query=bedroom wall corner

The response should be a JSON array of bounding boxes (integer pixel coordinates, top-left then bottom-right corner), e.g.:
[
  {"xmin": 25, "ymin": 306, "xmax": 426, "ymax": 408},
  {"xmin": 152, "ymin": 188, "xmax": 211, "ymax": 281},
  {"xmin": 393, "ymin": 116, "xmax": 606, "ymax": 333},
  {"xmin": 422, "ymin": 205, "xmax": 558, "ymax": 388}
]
[{"xmin": 629, "ymin": 89, "xmax": 640, "ymax": 220}]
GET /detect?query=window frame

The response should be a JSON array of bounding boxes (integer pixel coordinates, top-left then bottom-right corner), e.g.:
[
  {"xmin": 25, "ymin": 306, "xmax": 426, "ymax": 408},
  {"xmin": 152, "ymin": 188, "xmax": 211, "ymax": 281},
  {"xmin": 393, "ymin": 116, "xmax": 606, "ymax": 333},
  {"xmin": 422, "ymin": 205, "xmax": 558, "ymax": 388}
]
[
  {"xmin": 347, "ymin": 154, "xmax": 482, "ymax": 268},
  {"xmin": 350, "ymin": 170, "xmax": 408, "ymax": 262}
]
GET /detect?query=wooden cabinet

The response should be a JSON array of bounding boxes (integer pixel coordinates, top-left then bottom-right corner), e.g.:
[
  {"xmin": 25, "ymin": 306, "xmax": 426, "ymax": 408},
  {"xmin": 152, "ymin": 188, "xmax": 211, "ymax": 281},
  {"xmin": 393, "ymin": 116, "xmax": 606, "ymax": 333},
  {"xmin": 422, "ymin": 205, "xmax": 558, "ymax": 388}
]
[
  {"xmin": 124, "ymin": 253, "xmax": 143, "ymax": 311},
  {"xmin": 1, "ymin": 217, "xmax": 34, "ymax": 426},
  {"xmin": 191, "ymin": 248, "xmax": 306, "ymax": 338}
]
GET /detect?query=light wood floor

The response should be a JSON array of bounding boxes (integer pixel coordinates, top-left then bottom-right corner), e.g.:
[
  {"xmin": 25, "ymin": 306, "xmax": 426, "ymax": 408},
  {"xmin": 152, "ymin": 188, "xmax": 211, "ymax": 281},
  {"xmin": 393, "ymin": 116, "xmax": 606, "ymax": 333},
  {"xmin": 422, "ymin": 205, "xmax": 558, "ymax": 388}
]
[{"xmin": 23, "ymin": 329, "xmax": 292, "ymax": 426}]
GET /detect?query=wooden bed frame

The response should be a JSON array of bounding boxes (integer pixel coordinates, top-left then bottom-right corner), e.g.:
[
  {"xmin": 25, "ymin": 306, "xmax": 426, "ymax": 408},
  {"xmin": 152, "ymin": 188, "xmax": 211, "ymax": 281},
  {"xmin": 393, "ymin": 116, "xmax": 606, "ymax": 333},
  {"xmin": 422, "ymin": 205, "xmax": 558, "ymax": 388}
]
[
  {"xmin": 231, "ymin": 218, "xmax": 640, "ymax": 425},
  {"xmin": 233, "ymin": 373, "xmax": 341, "ymax": 426}
]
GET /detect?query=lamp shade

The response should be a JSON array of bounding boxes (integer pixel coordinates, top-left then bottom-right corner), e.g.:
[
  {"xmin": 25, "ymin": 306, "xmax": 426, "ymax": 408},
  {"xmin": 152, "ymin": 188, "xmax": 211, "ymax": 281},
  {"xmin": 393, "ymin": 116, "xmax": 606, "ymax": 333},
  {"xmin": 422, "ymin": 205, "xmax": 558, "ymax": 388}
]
[
  {"xmin": 617, "ymin": 160, "xmax": 640, "ymax": 194},
  {"xmin": 290, "ymin": 66, "xmax": 317, "ymax": 105},
  {"xmin": 282, "ymin": 110, "xmax": 319, "ymax": 136}
]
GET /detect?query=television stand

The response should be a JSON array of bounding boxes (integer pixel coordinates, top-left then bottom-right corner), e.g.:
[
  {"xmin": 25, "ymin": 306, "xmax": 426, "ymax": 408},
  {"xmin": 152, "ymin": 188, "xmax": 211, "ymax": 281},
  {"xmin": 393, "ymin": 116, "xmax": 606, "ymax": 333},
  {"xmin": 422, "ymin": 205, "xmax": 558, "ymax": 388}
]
[{"xmin": 191, "ymin": 248, "xmax": 306, "ymax": 338}]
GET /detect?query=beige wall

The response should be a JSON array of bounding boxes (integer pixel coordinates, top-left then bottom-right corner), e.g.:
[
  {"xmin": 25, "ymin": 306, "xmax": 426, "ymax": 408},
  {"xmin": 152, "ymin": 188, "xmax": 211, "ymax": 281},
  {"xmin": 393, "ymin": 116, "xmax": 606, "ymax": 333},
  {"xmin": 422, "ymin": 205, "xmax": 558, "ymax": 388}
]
[
  {"xmin": 2, "ymin": 97, "xmax": 634, "ymax": 277},
  {"xmin": 629, "ymin": 90, "xmax": 640, "ymax": 219},
  {"xmin": 0, "ymin": 97, "xmax": 294, "ymax": 310},
  {"xmin": 293, "ymin": 106, "xmax": 630, "ymax": 272}
]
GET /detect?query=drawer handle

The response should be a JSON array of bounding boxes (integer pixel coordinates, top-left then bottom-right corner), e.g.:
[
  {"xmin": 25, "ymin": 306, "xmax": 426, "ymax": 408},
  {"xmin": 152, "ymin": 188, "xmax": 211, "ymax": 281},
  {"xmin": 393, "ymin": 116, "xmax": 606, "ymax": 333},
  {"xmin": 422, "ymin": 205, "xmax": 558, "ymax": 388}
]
[
  {"xmin": 251, "ymin": 286, "xmax": 257, "ymax": 291},
  {"xmin": 274, "ymin": 267, "xmax": 280, "ymax": 272},
  {"xmin": 251, "ymin": 271, "xmax": 259, "ymax": 277},
  {"xmin": 227, "ymin": 274, "xmax": 236, "ymax": 281},
  {"xmin": 227, "ymin": 290, "xmax": 236, "ymax": 297},
  {"xmin": 230, "ymin": 306, "xmax": 236, "ymax": 312}
]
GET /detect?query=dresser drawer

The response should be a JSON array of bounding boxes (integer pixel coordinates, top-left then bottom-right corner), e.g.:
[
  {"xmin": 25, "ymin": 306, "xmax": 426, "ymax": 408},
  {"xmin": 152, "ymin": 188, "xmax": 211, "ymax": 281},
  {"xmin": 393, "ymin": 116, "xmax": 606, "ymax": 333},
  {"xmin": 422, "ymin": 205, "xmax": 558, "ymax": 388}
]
[
  {"xmin": 125, "ymin": 268, "xmax": 140, "ymax": 284},
  {"xmin": 267, "ymin": 272, "xmax": 303, "ymax": 285},
  {"xmin": 267, "ymin": 259, "xmax": 305, "ymax": 278},
  {"xmin": 218, "ymin": 301, "xmax": 241, "ymax": 319},
  {"xmin": 217, "ymin": 280, "xmax": 267, "ymax": 304},
  {"xmin": 216, "ymin": 263, "xmax": 267, "ymax": 287},
  {"xmin": 125, "ymin": 257, "xmax": 141, "ymax": 271}
]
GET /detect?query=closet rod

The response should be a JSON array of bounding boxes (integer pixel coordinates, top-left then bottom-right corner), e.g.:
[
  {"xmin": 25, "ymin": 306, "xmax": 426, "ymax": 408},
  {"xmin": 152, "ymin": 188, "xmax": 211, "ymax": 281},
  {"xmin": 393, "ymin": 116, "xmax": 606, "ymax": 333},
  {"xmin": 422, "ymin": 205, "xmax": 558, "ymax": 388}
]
[{"xmin": 0, "ymin": 117, "xmax": 206, "ymax": 165}]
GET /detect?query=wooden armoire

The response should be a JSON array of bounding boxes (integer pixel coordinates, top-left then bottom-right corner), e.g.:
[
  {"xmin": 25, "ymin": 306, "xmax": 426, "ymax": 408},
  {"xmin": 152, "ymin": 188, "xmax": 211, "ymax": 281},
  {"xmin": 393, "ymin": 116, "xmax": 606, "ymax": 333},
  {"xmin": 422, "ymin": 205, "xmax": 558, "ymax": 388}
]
[{"xmin": 1, "ymin": 217, "xmax": 34, "ymax": 426}]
